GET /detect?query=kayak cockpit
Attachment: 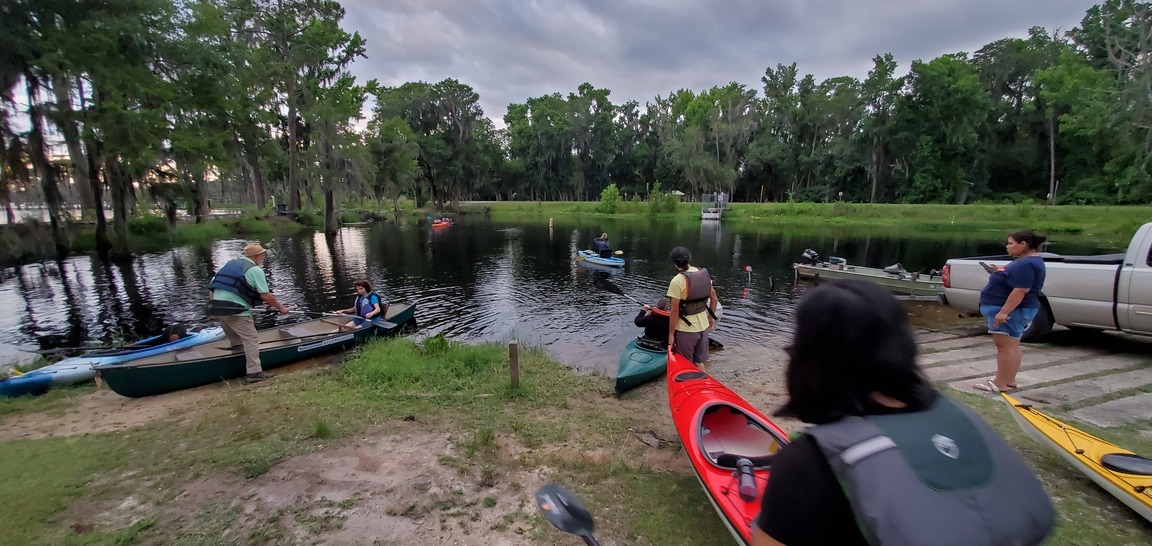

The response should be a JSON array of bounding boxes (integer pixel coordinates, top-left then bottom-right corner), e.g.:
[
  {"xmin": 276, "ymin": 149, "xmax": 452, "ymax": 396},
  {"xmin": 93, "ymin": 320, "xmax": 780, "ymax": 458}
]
[
  {"xmin": 699, "ymin": 404, "xmax": 786, "ymax": 470},
  {"xmin": 1101, "ymin": 453, "xmax": 1152, "ymax": 476}
]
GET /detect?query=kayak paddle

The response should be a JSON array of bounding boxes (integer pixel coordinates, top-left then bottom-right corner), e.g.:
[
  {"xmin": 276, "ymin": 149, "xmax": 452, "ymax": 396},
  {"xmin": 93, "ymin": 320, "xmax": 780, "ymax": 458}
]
[
  {"xmin": 535, "ymin": 483, "xmax": 601, "ymax": 546},
  {"xmin": 591, "ymin": 278, "xmax": 645, "ymax": 307}
]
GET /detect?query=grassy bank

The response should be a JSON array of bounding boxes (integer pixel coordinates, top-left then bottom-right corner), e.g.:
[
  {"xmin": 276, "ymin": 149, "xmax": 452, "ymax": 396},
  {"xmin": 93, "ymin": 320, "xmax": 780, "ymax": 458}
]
[
  {"xmin": 0, "ymin": 339, "xmax": 1148, "ymax": 545},
  {"xmin": 457, "ymin": 201, "xmax": 1151, "ymax": 242},
  {"xmin": 0, "ymin": 215, "xmax": 311, "ymax": 266}
]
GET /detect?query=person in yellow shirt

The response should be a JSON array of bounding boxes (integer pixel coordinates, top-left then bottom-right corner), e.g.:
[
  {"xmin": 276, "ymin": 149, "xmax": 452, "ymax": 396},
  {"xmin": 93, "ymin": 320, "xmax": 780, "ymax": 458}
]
[{"xmin": 666, "ymin": 247, "xmax": 718, "ymax": 366}]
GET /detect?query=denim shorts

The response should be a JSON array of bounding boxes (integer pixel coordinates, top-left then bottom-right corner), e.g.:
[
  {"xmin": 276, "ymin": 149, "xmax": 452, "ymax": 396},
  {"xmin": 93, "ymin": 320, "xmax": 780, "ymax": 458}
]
[{"xmin": 980, "ymin": 305, "xmax": 1039, "ymax": 339}]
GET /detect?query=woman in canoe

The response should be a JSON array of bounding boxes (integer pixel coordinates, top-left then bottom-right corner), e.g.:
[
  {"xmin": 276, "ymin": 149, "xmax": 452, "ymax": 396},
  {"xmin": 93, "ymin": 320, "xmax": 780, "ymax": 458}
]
[
  {"xmin": 337, "ymin": 280, "xmax": 386, "ymax": 331},
  {"xmin": 751, "ymin": 279, "xmax": 1054, "ymax": 546}
]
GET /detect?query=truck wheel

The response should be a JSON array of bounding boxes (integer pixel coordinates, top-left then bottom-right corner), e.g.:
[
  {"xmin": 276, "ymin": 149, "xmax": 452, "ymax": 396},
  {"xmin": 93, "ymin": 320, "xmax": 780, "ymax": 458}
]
[{"xmin": 1021, "ymin": 304, "xmax": 1054, "ymax": 343}]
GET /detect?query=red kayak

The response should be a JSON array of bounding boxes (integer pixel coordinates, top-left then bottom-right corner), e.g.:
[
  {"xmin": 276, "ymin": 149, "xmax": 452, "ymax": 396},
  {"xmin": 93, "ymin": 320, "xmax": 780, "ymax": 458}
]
[{"xmin": 666, "ymin": 350, "xmax": 790, "ymax": 545}]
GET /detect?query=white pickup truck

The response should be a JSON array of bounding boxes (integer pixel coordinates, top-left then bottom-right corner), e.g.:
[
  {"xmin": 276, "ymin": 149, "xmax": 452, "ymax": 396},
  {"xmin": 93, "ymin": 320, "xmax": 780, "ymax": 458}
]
[{"xmin": 941, "ymin": 222, "xmax": 1152, "ymax": 342}]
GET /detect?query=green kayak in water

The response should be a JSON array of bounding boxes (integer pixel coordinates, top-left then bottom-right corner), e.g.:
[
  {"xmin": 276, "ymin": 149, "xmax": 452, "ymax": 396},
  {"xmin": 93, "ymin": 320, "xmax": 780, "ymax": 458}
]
[{"xmin": 615, "ymin": 337, "xmax": 668, "ymax": 395}]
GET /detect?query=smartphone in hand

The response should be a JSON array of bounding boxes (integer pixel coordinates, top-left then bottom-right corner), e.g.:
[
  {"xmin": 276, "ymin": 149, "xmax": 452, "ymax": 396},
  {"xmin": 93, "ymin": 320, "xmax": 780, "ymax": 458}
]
[{"xmin": 979, "ymin": 261, "xmax": 997, "ymax": 273}]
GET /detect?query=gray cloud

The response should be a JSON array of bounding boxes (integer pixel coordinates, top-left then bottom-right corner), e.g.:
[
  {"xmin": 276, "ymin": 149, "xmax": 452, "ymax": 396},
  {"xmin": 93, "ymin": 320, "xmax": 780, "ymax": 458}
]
[{"xmin": 341, "ymin": 0, "xmax": 1099, "ymax": 124}]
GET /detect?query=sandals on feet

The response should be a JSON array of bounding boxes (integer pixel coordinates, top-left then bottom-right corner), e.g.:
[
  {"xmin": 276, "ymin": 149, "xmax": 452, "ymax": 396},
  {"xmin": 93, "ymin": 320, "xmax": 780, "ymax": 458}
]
[{"xmin": 973, "ymin": 379, "xmax": 1018, "ymax": 393}]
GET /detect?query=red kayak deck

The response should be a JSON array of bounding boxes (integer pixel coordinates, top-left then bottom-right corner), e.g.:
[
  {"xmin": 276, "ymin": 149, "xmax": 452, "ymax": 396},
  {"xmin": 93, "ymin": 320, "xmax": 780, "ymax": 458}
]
[{"xmin": 666, "ymin": 350, "xmax": 790, "ymax": 545}]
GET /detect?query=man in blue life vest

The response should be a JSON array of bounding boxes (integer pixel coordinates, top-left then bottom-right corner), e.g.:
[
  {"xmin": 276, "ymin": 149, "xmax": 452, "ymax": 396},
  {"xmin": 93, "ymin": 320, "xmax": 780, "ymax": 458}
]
[{"xmin": 207, "ymin": 243, "xmax": 289, "ymax": 383}]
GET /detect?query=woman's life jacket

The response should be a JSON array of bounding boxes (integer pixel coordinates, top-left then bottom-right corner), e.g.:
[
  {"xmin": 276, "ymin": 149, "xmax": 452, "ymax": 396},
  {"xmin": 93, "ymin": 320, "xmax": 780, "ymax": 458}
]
[
  {"xmin": 804, "ymin": 395, "xmax": 1056, "ymax": 546},
  {"xmin": 677, "ymin": 268, "xmax": 715, "ymax": 326}
]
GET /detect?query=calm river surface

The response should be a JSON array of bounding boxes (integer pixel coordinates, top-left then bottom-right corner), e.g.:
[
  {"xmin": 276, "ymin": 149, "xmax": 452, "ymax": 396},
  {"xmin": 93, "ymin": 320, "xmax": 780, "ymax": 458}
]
[{"xmin": 0, "ymin": 217, "xmax": 1117, "ymax": 373}]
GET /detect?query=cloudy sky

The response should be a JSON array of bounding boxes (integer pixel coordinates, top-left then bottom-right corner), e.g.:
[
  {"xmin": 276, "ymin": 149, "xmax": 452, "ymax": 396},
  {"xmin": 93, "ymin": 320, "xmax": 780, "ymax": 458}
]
[{"xmin": 341, "ymin": 0, "xmax": 1100, "ymax": 124}]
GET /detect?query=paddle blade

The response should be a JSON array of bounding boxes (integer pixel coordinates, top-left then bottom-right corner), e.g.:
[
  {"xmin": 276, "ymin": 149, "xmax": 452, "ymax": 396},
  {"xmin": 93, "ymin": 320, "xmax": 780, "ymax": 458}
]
[
  {"xmin": 591, "ymin": 277, "xmax": 625, "ymax": 297},
  {"xmin": 536, "ymin": 484, "xmax": 595, "ymax": 538}
]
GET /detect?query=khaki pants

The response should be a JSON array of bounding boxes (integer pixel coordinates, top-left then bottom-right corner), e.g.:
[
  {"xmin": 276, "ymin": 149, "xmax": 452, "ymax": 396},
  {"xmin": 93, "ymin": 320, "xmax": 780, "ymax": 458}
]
[{"xmin": 216, "ymin": 314, "xmax": 262, "ymax": 374}]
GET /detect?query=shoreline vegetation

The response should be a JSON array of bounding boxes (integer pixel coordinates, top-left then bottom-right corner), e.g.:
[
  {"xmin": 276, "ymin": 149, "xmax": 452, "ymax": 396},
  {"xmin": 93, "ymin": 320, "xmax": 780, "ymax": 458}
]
[
  {"xmin": 0, "ymin": 338, "xmax": 1147, "ymax": 544},
  {"xmin": 461, "ymin": 201, "xmax": 1148, "ymax": 242},
  {"xmin": 0, "ymin": 201, "xmax": 1146, "ymax": 266}
]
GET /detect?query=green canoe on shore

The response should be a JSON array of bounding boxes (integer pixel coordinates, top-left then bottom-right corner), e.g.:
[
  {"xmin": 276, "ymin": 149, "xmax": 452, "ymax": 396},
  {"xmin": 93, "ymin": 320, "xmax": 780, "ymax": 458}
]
[
  {"xmin": 96, "ymin": 303, "xmax": 416, "ymax": 398},
  {"xmin": 615, "ymin": 336, "xmax": 668, "ymax": 396}
]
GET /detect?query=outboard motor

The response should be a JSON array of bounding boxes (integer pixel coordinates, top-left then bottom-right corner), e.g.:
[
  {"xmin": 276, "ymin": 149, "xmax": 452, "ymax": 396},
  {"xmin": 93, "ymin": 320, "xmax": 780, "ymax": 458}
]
[{"xmin": 801, "ymin": 249, "xmax": 821, "ymax": 264}]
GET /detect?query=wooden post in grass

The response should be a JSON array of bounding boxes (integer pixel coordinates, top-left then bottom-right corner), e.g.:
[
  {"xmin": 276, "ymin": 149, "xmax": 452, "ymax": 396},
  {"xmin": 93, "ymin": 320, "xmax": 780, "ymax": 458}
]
[{"xmin": 509, "ymin": 340, "xmax": 520, "ymax": 388}]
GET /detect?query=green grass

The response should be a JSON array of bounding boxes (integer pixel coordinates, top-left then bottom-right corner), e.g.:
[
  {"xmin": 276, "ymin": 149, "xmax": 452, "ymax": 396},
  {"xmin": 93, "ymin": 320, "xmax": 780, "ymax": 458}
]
[
  {"xmin": 457, "ymin": 201, "xmax": 1151, "ymax": 241},
  {"xmin": 1, "ymin": 340, "xmax": 1149, "ymax": 545}
]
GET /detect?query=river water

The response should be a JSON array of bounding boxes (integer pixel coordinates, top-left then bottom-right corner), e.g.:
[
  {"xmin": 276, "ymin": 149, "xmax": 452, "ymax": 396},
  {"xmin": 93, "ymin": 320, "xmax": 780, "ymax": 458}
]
[{"xmin": 0, "ymin": 217, "xmax": 1116, "ymax": 373}]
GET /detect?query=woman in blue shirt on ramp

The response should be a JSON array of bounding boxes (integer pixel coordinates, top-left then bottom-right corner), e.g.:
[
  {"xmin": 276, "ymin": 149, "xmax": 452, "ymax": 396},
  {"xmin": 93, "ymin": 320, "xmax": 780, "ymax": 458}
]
[{"xmin": 973, "ymin": 231, "xmax": 1047, "ymax": 393}]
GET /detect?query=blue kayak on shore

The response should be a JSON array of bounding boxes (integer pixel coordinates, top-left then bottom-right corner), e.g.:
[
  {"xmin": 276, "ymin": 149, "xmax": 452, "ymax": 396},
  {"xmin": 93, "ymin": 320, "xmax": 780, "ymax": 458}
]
[
  {"xmin": 576, "ymin": 250, "xmax": 625, "ymax": 268},
  {"xmin": 0, "ymin": 327, "xmax": 226, "ymax": 398}
]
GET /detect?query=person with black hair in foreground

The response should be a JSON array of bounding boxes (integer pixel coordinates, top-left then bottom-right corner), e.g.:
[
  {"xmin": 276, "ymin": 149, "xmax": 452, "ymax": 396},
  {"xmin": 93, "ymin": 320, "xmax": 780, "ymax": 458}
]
[{"xmin": 751, "ymin": 279, "xmax": 1054, "ymax": 546}]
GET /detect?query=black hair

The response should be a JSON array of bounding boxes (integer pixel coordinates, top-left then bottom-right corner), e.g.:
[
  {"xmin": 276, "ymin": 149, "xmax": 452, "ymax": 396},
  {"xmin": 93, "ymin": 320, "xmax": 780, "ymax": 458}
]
[
  {"xmin": 1009, "ymin": 230, "xmax": 1047, "ymax": 251},
  {"xmin": 354, "ymin": 279, "xmax": 374, "ymax": 291},
  {"xmin": 669, "ymin": 247, "xmax": 692, "ymax": 270},
  {"xmin": 775, "ymin": 279, "xmax": 936, "ymax": 424},
  {"xmin": 162, "ymin": 324, "xmax": 188, "ymax": 339}
]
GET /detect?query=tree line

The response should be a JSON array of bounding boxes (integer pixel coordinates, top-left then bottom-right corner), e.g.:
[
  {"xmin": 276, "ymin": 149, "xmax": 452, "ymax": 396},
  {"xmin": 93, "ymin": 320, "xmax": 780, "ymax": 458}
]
[{"xmin": 2, "ymin": 0, "xmax": 1151, "ymax": 258}]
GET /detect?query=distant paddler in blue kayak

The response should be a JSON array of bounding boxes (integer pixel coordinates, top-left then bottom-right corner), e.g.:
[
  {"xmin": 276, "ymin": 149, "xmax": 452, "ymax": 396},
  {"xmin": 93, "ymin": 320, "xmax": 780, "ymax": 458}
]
[
  {"xmin": 593, "ymin": 232, "xmax": 612, "ymax": 258},
  {"xmin": 337, "ymin": 279, "xmax": 387, "ymax": 331}
]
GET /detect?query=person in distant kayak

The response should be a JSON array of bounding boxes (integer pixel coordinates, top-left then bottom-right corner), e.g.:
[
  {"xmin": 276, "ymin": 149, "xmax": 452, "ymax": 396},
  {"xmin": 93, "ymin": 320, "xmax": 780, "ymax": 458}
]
[
  {"xmin": 973, "ymin": 231, "xmax": 1047, "ymax": 393},
  {"xmin": 338, "ymin": 279, "xmax": 386, "ymax": 331},
  {"xmin": 666, "ymin": 247, "xmax": 717, "ymax": 366},
  {"xmin": 634, "ymin": 297, "xmax": 670, "ymax": 347},
  {"xmin": 750, "ymin": 280, "xmax": 1054, "ymax": 546},
  {"xmin": 593, "ymin": 232, "xmax": 611, "ymax": 258},
  {"xmin": 207, "ymin": 243, "xmax": 289, "ymax": 384}
]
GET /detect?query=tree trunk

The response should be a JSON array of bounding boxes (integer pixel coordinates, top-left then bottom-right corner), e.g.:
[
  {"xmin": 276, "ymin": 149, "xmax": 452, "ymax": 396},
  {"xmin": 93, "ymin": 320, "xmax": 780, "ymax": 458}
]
[
  {"xmin": 323, "ymin": 188, "xmax": 338, "ymax": 235},
  {"xmin": 85, "ymin": 138, "xmax": 111, "ymax": 252},
  {"xmin": 24, "ymin": 77, "xmax": 70, "ymax": 256},
  {"xmin": 106, "ymin": 158, "xmax": 133, "ymax": 259},
  {"xmin": 76, "ymin": 77, "xmax": 111, "ymax": 252},
  {"xmin": 194, "ymin": 171, "xmax": 209, "ymax": 223},
  {"xmin": 246, "ymin": 149, "xmax": 266, "ymax": 209},
  {"xmin": 391, "ymin": 196, "xmax": 401, "ymax": 222},
  {"xmin": 51, "ymin": 74, "xmax": 95, "ymax": 218},
  {"xmin": 286, "ymin": 72, "xmax": 301, "ymax": 213},
  {"xmin": 1048, "ymin": 114, "xmax": 1057, "ymax": 205}
]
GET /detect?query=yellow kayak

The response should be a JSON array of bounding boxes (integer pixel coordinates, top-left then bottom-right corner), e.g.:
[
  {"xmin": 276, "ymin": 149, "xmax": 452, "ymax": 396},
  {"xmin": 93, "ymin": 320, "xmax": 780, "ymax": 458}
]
[{"xmin": 1001, "ymin": 393, "xmax": 1152, "ymax": 523}]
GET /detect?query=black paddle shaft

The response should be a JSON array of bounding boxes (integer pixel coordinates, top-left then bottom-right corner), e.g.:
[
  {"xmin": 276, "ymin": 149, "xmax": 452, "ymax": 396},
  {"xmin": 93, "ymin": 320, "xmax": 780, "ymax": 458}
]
[{"xmin": 592, "ymin": 278, "xmax": 645, "ymax": 307}]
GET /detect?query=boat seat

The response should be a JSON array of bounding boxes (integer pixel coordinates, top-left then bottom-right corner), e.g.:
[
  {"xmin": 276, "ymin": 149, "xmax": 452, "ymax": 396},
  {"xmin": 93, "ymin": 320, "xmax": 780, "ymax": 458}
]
[
  {"xmin": 175, "ymin": 351, "xmax": 204, "ymax": 362},
  {"xmin": 1100, "ymin": 453, "xmax": 1152, "ymax": 476},
  {"xmin": 636, "ymin": 337, "xmax": 666, "ymax": 351},
  {"xmin": 281, "ymin": 327, "xmax": 316, "ymax": 340}
]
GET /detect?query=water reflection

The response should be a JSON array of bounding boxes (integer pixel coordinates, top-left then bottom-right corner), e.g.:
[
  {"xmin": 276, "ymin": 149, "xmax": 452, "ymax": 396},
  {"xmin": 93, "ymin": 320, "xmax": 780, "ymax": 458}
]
[{"xmin": 0, "ymin": 218, "xmax": 1119, "ymax": 374}]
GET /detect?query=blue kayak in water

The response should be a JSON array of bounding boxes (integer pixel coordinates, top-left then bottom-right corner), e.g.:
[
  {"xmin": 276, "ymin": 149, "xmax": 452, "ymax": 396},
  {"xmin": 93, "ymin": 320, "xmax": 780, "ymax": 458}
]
[{"xmin": 576, "ymin": 250, "xmax": 625, "ymax": 268}]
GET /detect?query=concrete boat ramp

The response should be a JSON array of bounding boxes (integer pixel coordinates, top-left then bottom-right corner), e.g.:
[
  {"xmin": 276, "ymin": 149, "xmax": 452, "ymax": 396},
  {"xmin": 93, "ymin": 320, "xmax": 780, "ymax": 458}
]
[{"xmin": 917, "ymin": 328, "xmax": 1152, "ymax": 430}]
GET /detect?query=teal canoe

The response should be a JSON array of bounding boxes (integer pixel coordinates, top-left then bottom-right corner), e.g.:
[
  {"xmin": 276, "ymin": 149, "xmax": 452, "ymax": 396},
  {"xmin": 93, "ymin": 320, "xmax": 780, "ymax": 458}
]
[
  {"xmin": 97, "ymin": 303, "xmax": 416, "ymax": 398},
  {"xmin": 615, "ymin": 336, "xmax": 668, "ymax": 395}
]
